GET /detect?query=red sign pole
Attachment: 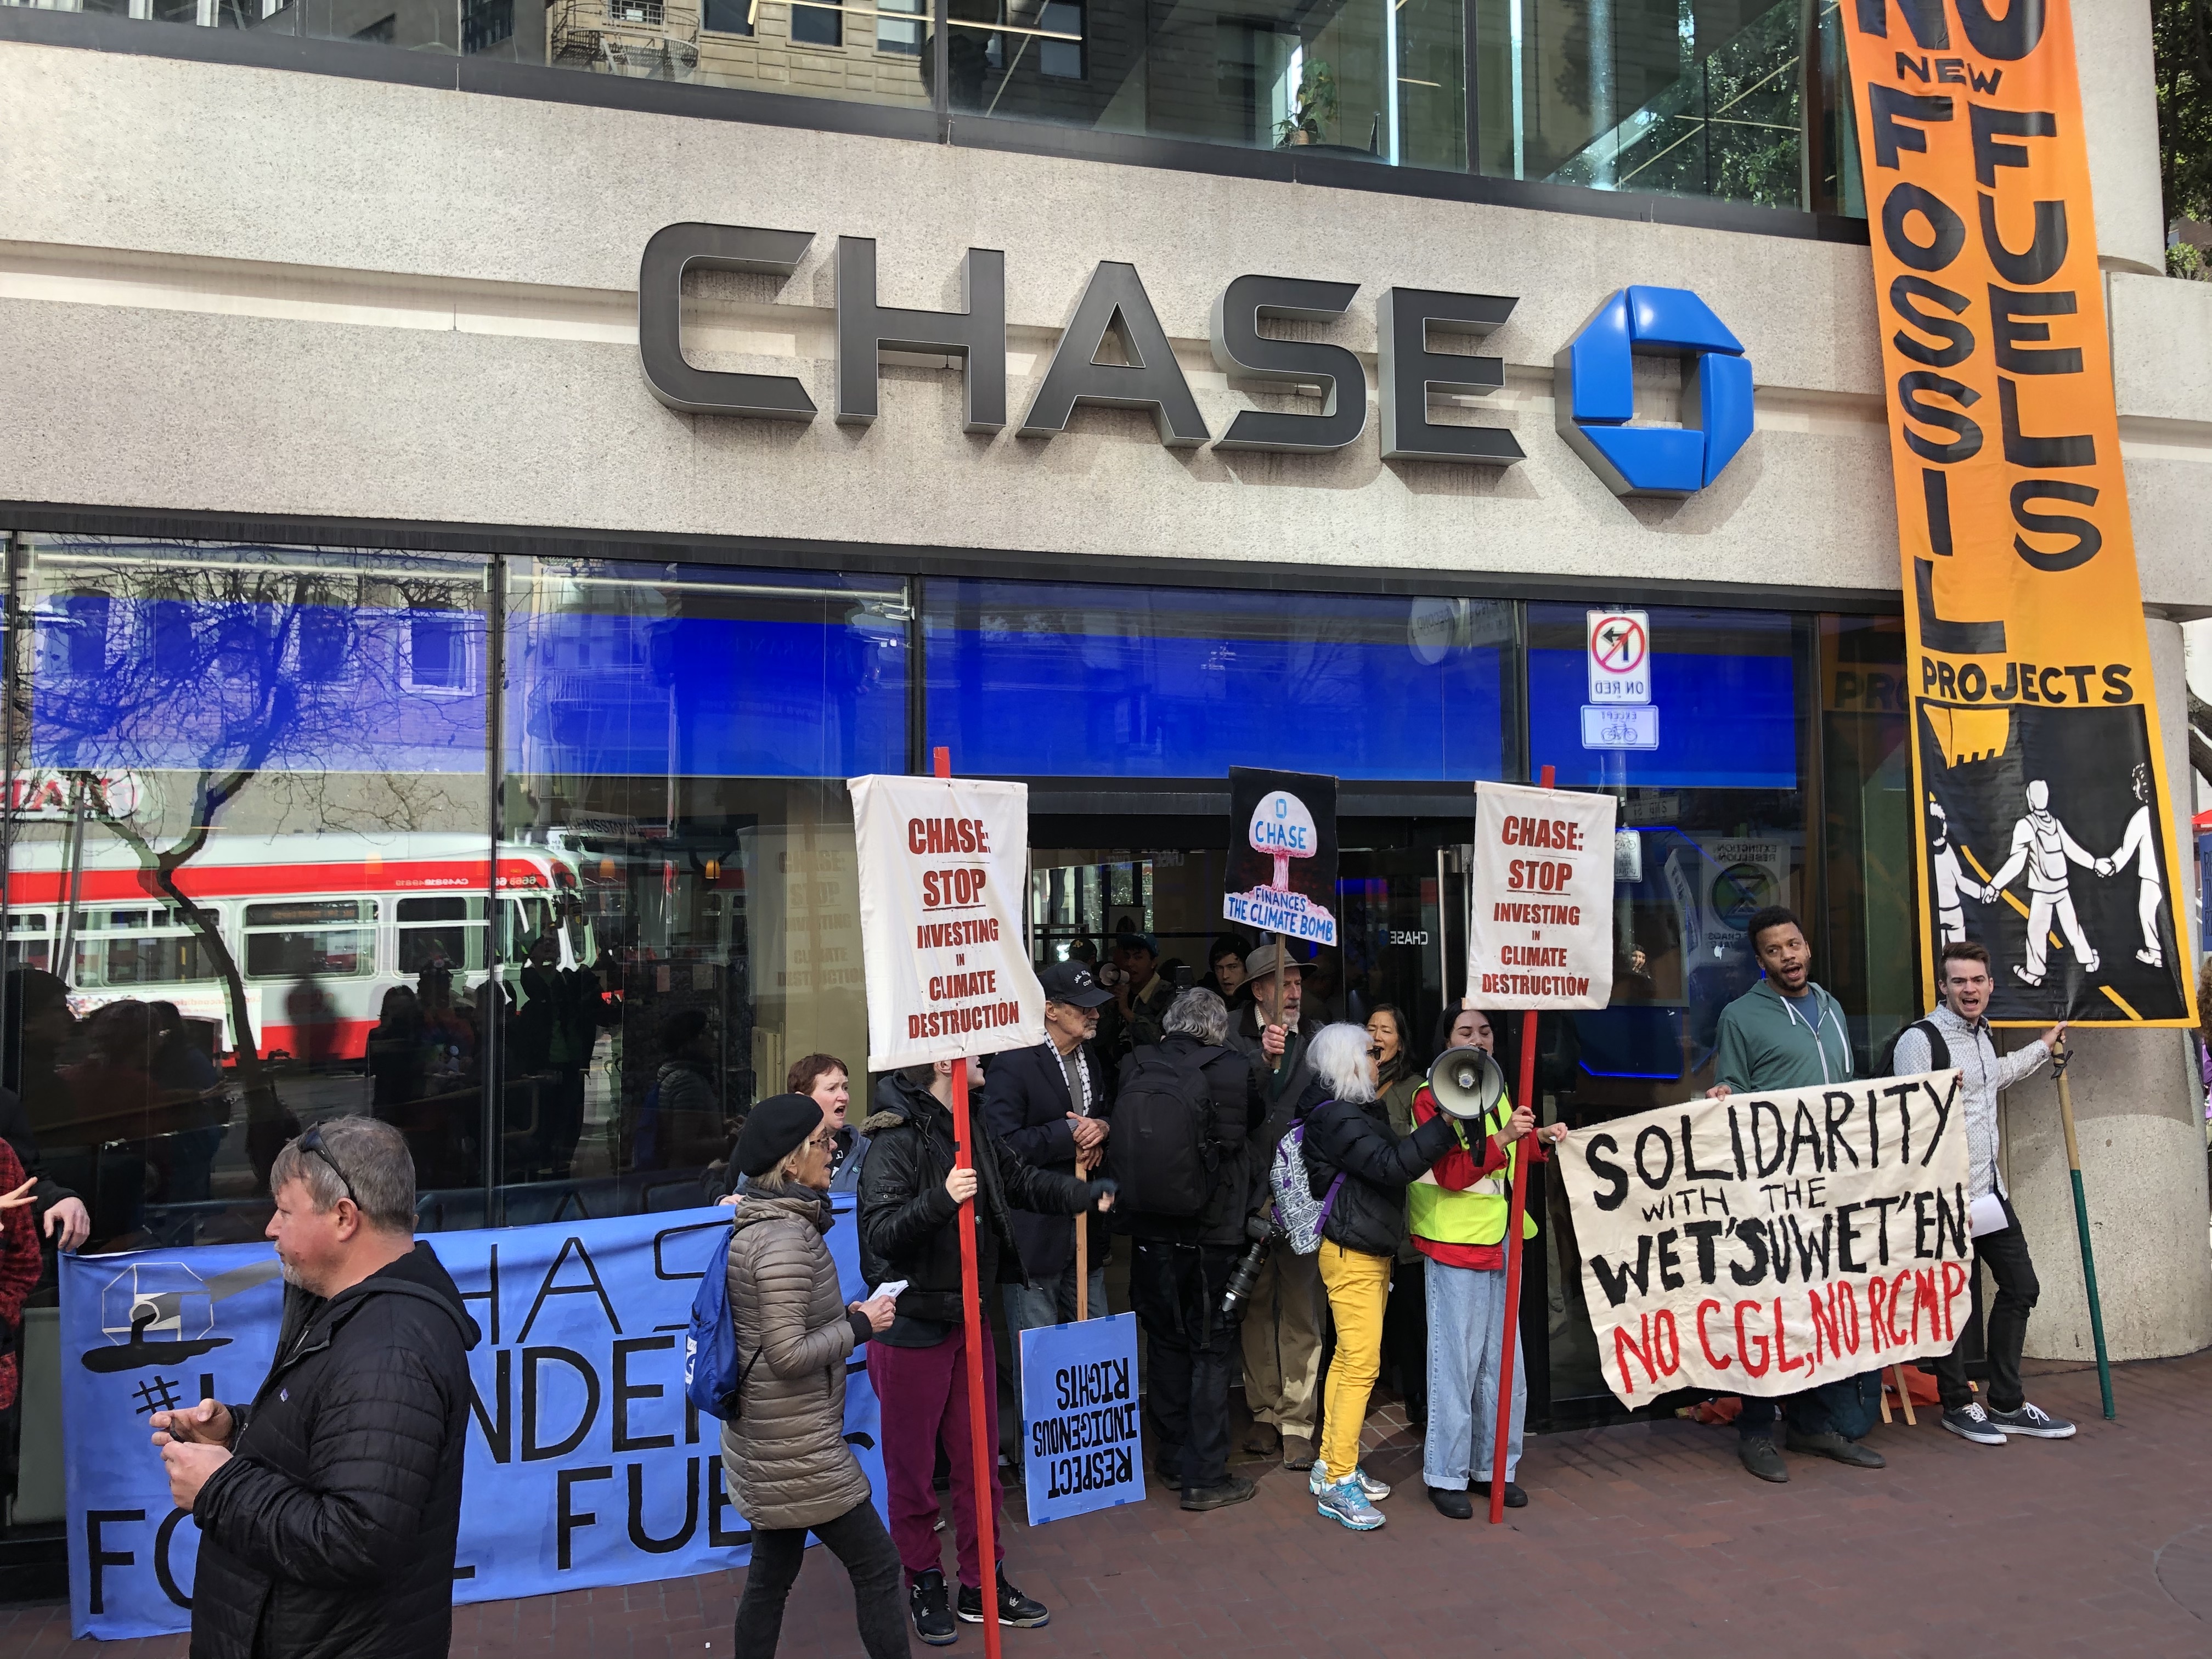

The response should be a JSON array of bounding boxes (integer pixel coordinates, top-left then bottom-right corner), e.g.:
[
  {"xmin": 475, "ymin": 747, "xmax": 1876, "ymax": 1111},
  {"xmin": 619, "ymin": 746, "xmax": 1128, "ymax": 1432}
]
[
  {"xmin": 934, "ymin": 746, "xmax": 1003, "ymax": 1659},
  {"xmin": 1487, "ymin": 761, "xmax": 1552, "ymax": 1525}
]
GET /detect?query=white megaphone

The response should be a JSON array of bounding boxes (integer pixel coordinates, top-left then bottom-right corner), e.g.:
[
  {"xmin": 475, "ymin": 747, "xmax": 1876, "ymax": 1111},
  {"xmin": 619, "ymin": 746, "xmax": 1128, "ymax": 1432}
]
[{"xmin": 1427, "ymin": 1045, "xmax": 1507, "ymax": 1122}]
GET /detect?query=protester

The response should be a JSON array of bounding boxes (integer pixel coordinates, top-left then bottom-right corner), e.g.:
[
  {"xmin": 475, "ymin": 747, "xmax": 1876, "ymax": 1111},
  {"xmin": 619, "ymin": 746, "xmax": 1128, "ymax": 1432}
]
[
  {"xmin": 1892, "ymin": 941, "xmax": 2075, "ymax": 1446},
  {"xmin": 1705, "ymin": 905, "xmax": 1880, "ymax": 1482},
  {"xmin": 721, "ymin": 1093, "xmax": 904, "ymax": 1658},
  {"xmin": 1201, "ymin": 936, "xmax": 1248, "ymax": 1003},
  {"xmin": 0, "ymin": 969, "xmax": 91, "ymax": 1256},
  {"xmin": 1408, "ymin": 1007, "xmax": 1566, "ymax": 1517},
  {"xmin": 983, "ymin": 961, "xmax": 1115, "ymax": 1409},
  {"xmin": 149, "ymin": 1116, "xmax": 477, "ymax": 1659},
  {"xmin": 0, "ymin": 1138, "xmax": 44, "ymax": 1415},
  {"xmin": 792, "ymin": 1053, "xmax": 870, "ymax": 1190},
  {"xmin": 1296, "ymin": 1022, "xmax": 1461, "ymax": 1530},
  {"xmin": 857, "ymin": 1057, "xmax": 1117, "ymax": 1643},
  {"xmin": 1224, "ymin": 941, "xmax": 1325, "ymax": 1469},
  {"xmin": 1118, "ymin": 987, "xmax": 1263, "ymax": 1511},
  {"xmin": 1370, "ymin": 1004, "xmax": 1428, "ymax": 1429},
  {"xmin": 1098, "ymin": 930, "xmax": 1172, "ymax": 1063}
]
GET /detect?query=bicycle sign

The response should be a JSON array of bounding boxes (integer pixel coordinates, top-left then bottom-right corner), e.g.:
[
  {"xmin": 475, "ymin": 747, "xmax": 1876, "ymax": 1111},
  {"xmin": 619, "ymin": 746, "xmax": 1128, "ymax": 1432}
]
[{"xmin": 1586, "ymin": 610, "xmax": 1650, "ymax": 705}]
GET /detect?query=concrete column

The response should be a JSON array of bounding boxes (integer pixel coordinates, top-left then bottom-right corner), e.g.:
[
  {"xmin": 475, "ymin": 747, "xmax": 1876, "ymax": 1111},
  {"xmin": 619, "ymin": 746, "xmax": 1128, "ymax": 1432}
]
[
  {"xmin": 2010, "ymin": 615, "xmax": 2212, "ymax": 1363},
  {"xmin": 2069, "ymin": 0, "xmax": 2167, "ymax": 275}
]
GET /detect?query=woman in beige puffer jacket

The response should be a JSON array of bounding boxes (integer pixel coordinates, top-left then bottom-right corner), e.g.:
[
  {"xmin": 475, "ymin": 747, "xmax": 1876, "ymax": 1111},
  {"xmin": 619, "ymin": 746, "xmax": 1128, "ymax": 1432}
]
[{"xmin": 723, "ymin": 1093, "xmax": 902, "ymax": 1658}]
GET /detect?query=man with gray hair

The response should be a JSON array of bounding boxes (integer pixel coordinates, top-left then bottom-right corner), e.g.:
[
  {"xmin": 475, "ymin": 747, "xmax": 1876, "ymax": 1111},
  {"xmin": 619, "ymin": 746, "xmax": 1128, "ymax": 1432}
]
[
  {"xmin": 148, "ymin": 1115, "xmax": 478, "ymax": 1659},
  {"xmin": 1114, "ymin": 987, "xmax": 1263, "ymax": 1510}
]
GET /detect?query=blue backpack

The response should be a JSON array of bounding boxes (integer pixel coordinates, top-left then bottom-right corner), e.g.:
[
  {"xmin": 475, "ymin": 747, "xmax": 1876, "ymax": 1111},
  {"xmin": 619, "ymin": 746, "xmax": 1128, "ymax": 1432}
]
[{"xmin": 682, "ymin": 1224, "xmax": 760, "ymax": 1421}]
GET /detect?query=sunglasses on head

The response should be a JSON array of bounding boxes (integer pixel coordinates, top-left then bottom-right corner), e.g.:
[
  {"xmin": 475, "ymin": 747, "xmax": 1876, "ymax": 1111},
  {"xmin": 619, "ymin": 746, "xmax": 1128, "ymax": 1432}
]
[{"xmin": 297, "ymin": 1121, "xmax": 360, "ymax": 1207}]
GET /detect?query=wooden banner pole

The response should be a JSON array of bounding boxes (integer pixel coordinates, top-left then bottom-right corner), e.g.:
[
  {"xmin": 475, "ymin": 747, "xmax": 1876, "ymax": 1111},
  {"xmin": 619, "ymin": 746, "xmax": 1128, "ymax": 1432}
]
[
  {"xmin": 1488, "ymin": 761, "xmax": 1553, "ymax": 1525},
  {"xmin": 935, "ymin": 746, "xmax": 1003, "ymax": 1656}
]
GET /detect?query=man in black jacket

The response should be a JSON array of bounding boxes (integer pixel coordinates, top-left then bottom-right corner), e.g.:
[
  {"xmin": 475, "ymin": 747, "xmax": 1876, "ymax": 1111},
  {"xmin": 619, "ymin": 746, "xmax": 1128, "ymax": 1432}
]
[
  {"xmin": 983, "ymin": 961, "xmax": 1115, "ymax": 1363},
  {"xmin": 1118, "ymin": 988, "xmax": 1263, "ymax": 1511},
  {"xmin": 857, "ymin": 1059, "xmax": 1115, "ymax": 1645},
  {"xmin": 150, "ymin": 1115, "xmax": 477, "ymax": 1659}
]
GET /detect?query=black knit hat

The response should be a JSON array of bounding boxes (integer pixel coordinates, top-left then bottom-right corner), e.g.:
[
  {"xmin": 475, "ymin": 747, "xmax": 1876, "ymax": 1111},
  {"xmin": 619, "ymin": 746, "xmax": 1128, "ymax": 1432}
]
[{"xmin": 735, "ymin": 1093, "xmax": 826, "ymax": 1177}]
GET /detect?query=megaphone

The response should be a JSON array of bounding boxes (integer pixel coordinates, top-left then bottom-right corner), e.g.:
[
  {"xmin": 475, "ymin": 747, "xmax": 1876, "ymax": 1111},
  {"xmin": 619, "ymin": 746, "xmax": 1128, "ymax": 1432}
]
[{"xmin": 1428, "ymin": 1045, "xmax": 1506, "ymax": 1121}]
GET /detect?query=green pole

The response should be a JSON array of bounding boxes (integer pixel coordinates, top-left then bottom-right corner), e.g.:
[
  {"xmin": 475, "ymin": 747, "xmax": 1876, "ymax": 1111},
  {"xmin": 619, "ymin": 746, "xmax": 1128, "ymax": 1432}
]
[{"xmin": 2051, "ymin": 1039, "xmax": 2115, "ymax": 1419}]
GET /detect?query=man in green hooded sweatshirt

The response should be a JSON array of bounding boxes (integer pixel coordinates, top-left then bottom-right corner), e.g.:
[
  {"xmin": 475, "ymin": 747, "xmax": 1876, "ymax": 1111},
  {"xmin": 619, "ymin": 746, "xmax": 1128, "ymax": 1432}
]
[{"xmin": 1703, "ymin": 905, "xmax": 1883, "ymax": 1485}]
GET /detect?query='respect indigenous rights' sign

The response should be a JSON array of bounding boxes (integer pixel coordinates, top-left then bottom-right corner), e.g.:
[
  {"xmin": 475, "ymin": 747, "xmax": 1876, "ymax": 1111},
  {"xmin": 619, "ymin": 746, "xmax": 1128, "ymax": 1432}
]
[
  {"xmin": 1466, "ymin": 780, "xmax": 1617, "ymax": 1009},
  {"xmin": 849, "ymin": 773, "xmax": 1046, "ymax": 1070},
  {"xmin": 1018, "ymin": 1313, "xmax": 1147, "ymax": 1527},
  {"xmin": 1556, "ymin": 1073, "xmax": 1973, "ymax": 1408}
]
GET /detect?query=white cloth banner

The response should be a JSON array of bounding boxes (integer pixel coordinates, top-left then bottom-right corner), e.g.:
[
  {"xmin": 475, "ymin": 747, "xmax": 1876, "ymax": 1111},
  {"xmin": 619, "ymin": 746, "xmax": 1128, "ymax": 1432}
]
[
  {"xmin": 849, "ymin": 774, "xmax": 1046, "ymax": 1070},
  {"xmin": 1466, "ymin": 780, "xmax": 1618, "ymax": 1011},
  {"xmin": 1555, "ymin": 1073, "xmax": 1973, "ymax": 1408}
]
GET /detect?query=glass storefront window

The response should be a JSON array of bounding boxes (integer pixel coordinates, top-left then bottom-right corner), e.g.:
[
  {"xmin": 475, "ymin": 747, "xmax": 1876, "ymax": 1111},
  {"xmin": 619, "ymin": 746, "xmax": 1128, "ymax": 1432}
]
[
  {"xmin": 947, "ymin": 0, "xmax": 1469, "ymax": 173},
  {"xmin": 20, "ymin": 0, "xmax": 1865, "ymax": 216},
  {"xmin": 925, "ymin": 579, "xmax": 1520, "ymax": 781},
  {"xmin": 1472, "ymin": 0, "xmax": 1862, "ymax": 212}
]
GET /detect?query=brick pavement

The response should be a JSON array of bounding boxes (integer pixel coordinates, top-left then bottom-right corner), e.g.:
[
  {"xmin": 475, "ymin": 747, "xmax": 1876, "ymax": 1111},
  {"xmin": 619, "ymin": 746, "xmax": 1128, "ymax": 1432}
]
[{"xmin": 9, "ymin": 1351, "xmax": 2210, "ymax": 1658}]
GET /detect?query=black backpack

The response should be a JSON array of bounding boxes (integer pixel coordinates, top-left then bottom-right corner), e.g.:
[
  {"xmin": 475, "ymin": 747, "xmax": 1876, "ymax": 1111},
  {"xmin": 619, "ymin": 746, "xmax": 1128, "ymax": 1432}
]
[
  {"xmin": 1875, "ymin": 1018, "xmax": 1951, "ymax": 1077},
  {"xmin": 1105, "ymin": 1044, "xmax": 1223, "ymax": 1217}
]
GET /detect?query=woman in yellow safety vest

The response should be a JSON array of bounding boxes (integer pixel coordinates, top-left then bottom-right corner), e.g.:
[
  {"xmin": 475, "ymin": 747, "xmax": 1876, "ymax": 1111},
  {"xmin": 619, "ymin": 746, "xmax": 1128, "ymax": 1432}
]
[{"xmin": 1408, "ymin": 1007, "xmax": 1566, "ymax": 1520}]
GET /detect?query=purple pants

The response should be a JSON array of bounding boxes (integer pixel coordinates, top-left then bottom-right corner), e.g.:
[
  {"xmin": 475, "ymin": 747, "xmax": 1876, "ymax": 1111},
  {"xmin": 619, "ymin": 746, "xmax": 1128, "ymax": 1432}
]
[{"xmin": 867, "ymin": 1323, "xmax": 1006, "ymax": 1589}]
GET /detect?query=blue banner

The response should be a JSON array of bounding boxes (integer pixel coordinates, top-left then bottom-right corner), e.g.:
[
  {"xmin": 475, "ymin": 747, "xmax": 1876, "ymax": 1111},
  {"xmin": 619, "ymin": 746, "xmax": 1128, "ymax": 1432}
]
[
  {"xmin": 1017, "ymin": 1313, "xmax": 1145, "ymax": 1527},
  {"xmin": 61, "ymin": 1203, "xmax": 883, "ymax": 1640}
]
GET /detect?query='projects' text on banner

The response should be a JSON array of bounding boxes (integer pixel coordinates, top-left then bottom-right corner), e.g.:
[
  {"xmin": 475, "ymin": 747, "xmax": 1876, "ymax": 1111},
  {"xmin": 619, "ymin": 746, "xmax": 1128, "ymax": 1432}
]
[
  {"xmin": 1466, "ymin": 779, "xmax": 1617, "ymax": 1009},
  {"xmin": 1555, "ymin": 1073, "xmax": 1972, "ymax": 1408},
  {"xmin": 1018, "ymin": 1313, "xmax": 1146, "ymax": 1527},
  {"xmin": 61, "ymin": 1207, "xmax": 884, "ymax": 1641},
  {"xmin": 849, "ymin": 773, "xmax": 1046, "ymax": 1070},
  {"xmin": 1839, "ymin": 0, "xmax": 2196, "ymax": 1027}
]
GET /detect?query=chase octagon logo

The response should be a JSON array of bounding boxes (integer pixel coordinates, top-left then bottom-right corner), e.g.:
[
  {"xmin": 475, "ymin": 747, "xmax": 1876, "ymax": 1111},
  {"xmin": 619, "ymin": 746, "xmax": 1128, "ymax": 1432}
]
[{"xmin": 1554, "ymin": 286, "xmax": 1752, "ymax": 499}]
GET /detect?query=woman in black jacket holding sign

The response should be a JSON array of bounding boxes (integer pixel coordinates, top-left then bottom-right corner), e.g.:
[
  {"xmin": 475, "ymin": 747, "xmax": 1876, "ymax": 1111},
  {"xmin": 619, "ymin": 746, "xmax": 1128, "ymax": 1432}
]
[{"xmin": 1295, "ymin": 1023, "xmax": 1460, "ymax": 1532}]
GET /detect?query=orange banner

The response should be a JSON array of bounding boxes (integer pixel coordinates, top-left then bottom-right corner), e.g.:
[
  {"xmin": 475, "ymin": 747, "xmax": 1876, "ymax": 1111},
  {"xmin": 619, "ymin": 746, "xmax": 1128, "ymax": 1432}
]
[{"xmin": 1841, "ymin": 0, "xmax": 2196, "ymax": 1025}]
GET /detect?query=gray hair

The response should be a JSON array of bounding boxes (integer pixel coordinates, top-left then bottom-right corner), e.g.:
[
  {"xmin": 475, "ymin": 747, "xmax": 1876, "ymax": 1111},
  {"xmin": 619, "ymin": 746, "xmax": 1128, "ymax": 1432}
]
[
  {"xmin": 1163, "ymin": 986, "xmax": 1229, "ymax": 1045},
  {"xmin": 270, "ymin": 1115, "xmax": 417, "ymax": 1232},
  {"xmin": 1306, "ymin": 1022, "xmax": 1378, "ymax": 1104}
]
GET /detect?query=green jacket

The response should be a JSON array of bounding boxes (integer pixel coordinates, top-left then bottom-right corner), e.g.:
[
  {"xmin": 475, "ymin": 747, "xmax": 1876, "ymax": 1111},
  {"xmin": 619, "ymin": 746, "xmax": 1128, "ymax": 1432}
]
[{"xmin": 1713, "ymin": 977, "xmax": 1854, "ymax": 1092}]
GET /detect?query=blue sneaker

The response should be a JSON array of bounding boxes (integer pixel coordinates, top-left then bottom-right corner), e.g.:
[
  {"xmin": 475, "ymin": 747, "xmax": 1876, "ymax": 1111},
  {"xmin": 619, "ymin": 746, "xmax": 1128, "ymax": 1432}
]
[
  {"xmin": 1308, "ymin": 1460, "xmax": 1391, "ymax": 1500},
  {"xmin": 1316, "ymin": 1474, "xmax": 1386, "ymax": 1531}
]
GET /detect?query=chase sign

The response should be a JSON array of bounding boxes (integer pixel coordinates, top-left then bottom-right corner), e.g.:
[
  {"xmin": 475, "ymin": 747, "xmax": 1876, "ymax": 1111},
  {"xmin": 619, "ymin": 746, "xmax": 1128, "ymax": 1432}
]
[
  {"xmin": 1554, "ymin": 286, "xmax": 1753, "ymax": 498},
  {"xmin": 639, "ymin": 227, "xmax": 1751, "ymax": 498}
]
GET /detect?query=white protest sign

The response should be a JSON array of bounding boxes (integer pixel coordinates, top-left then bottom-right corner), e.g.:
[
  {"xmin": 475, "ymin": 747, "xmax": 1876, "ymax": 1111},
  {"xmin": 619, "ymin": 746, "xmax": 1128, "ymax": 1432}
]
[
  {"xmin": 848, "ymin": 774, "xmax": 1045, "ymax": 1070},
  {"xmin": 1556, "ymin": 1073, "xmax": 1972, "ymax": 1408},
  {"xmin": 1466, "ymin": 779, "xmax": 1617, "ymax": 1009}
]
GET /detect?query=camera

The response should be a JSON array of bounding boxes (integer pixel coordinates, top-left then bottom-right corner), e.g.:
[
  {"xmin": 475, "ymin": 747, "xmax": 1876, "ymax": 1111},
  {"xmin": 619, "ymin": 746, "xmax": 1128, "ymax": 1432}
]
[{"xmin": 1219, "ymin": 1210, "xmax": 1278, "ymax": 1320}]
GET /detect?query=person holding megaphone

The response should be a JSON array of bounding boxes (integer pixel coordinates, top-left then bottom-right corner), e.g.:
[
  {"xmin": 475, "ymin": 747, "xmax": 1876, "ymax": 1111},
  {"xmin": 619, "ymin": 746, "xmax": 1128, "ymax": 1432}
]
[{"xmin": 1409, "ymin": 1007, "xmax": 1567, "ymax": 1519}]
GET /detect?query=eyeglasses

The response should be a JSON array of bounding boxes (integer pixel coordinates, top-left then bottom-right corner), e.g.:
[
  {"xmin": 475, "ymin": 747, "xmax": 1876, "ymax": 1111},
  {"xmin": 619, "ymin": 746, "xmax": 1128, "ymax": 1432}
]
[
  {"xmin": 806, "ymin": 1131, "xmax": 839, "ymax": 1153},
  {"xmin": 297, "ymin": 1121, "xmax": 360, "ymax": 1207}
]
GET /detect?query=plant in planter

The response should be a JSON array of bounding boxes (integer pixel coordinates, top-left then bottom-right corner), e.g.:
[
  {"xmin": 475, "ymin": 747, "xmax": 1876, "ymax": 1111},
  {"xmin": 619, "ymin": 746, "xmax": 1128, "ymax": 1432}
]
[{"xmin": 1275, "ymin": 58, "xmax": 1337, "ymax": 146}]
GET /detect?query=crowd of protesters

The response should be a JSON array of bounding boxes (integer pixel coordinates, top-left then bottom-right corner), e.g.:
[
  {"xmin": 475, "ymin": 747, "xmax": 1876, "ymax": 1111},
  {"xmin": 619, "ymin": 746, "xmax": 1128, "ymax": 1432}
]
[{"xmin": 0, "ymin": 907, "xmax": 2110, "ymax": 1658}]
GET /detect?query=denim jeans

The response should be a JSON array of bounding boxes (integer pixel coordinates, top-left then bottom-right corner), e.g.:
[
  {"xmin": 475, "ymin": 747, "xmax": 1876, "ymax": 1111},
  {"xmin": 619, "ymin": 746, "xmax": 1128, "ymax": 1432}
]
[
  {"xmin": 1002, "ymin": 1261, "xmax": 1108, "ymax": 1424},
  {"xmin": 1423, "ymin": 1259, "xmax": 1527, "ymax": 1488}
]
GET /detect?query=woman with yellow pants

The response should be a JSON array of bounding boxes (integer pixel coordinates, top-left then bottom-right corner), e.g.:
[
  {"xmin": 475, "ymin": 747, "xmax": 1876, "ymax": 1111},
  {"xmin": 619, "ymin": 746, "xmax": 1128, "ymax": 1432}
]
[{"xmin": 1292, "ymin": 1024, "xmax": 1461, "ymax": 1531}]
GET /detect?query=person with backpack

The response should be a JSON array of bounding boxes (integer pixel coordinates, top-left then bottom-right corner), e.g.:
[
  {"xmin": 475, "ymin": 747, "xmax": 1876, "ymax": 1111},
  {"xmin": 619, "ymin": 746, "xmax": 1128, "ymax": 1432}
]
[
  {"xmin": 857, "ymin": 1056, "xmax": 1118, "ymax": 1644},
  {"xmin": 1114, "ymin": 988, "xmax": 1263, "ymax": 1511},
  {"xmin": 1293, "ymin": 1023, "xmax": 1462, "ymax": 1531},
  {"xmin": 717, "ymin": 1093, "xmax": 904, "ymax": 1659},
  {"xmin": 1705, "ymin": 905, "xmax": 1880, "ymax": 1483},
  {"xmin": 1889, "ymin": 939, "xmax": 2074, "ymax": 1447}
]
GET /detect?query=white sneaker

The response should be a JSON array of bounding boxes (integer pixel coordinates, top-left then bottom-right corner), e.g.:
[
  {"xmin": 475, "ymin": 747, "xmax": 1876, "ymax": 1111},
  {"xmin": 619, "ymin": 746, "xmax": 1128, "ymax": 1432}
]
[
  {"xmin": 1315, "ymin": 1474, "xmax": 1386, "ymax": 1531},
  {"xmin": 1308, "ymin": 1460, "xmax": 1391, "ymax": 1500}
]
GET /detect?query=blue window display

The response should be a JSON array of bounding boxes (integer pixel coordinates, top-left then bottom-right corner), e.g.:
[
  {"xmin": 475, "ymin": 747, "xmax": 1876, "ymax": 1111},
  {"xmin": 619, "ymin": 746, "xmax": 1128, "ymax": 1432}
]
[{"xmin": 925, "ymin": 581, "xmax": 1515, "ymax": 782}]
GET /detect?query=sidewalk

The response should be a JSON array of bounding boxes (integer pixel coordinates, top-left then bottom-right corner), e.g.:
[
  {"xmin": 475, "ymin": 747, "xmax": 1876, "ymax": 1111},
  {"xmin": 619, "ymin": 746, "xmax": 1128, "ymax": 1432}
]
[{"xmin": 12, "ymin": 1351, "xmax": 2211, "ymax": 1658}]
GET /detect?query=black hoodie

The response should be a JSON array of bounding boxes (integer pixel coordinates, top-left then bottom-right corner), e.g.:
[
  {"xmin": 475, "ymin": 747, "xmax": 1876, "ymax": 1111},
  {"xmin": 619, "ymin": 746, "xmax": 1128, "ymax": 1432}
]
[{"xmin": 189, "ymin": 1241, "xmax": 480, "ymax": 1659}]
